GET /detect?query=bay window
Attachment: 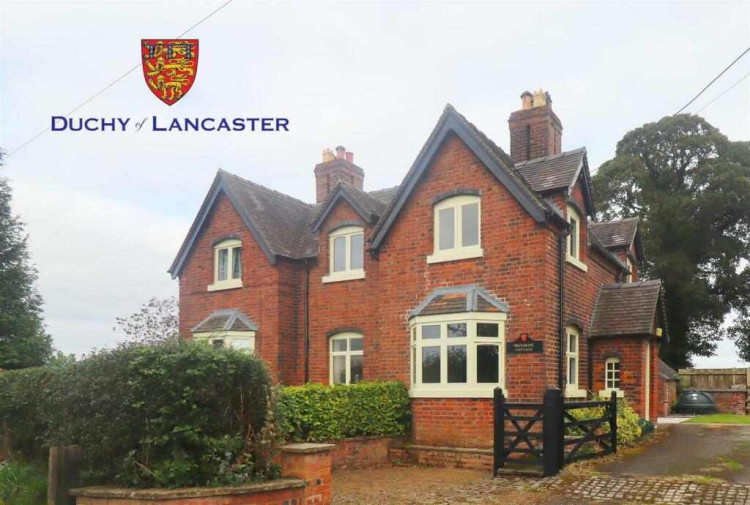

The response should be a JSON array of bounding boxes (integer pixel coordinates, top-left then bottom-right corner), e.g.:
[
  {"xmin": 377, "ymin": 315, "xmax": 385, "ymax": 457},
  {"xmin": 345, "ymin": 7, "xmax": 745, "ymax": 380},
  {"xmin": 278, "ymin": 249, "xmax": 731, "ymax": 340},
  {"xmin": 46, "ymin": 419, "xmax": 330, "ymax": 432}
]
[{"xmin": 409, "ymin": 312, "xmax": 505, "ymax": 397}]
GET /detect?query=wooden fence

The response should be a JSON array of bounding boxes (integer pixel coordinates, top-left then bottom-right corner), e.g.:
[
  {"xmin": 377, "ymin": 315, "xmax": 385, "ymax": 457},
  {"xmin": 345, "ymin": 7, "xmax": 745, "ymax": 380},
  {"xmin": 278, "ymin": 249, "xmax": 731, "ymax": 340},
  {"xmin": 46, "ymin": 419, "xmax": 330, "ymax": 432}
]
[{"xmin": 678, "ymin": 368, "xmax": 749, "ymax": 390}]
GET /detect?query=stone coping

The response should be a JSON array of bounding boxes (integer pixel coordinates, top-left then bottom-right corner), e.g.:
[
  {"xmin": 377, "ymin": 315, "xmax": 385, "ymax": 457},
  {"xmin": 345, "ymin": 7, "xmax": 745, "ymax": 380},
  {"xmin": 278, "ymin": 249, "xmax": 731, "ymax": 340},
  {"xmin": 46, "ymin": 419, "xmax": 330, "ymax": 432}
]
[
  {"xmin": 400, "ymin": 444, "xmax": 493, "ymax": 455},
  {"xmin": 70, "ymin": 478, "xmax": 305, "ymax": 499},
  {"xmin": 281, "ymin": 442, "xmax": 335, "ymax": 454}
]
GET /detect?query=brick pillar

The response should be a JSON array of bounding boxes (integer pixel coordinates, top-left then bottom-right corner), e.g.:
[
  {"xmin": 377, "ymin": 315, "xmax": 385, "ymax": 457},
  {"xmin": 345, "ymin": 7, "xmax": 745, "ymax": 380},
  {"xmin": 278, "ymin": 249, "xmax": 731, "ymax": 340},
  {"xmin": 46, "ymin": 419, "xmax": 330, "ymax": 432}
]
[{"xmin": 281, "ymin": 443, "xmax": 335, "ymax": 505}]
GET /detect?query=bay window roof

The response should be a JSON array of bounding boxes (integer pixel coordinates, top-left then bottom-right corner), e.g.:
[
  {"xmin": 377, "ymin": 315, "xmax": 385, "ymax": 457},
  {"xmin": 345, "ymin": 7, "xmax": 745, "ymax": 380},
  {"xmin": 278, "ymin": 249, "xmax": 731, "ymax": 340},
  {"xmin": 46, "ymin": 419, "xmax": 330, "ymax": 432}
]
[
  {"xmin": 410, "ymin": 285, "xmax": 509, "ymax": 318},
  {"xmin": 192, "ymin": 309, "xmax": 258, "ymax": 334}
]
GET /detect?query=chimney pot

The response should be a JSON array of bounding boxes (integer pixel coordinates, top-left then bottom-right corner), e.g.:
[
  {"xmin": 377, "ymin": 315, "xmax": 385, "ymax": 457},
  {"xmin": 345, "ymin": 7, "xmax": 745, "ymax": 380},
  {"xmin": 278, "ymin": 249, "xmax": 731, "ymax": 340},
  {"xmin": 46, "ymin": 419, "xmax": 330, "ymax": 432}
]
[
  {"xmin": 335, "ymin": 145, "xmax": 346, "ymax": 159},
  {"xmin": 521, "ymin": 91, "xmax": 533, "ymax": 110},
  {"xmin": 345, "ymin": 151, "xmax": 354, "ymax": 163},
  {"xmin": 322, "ymin": 148, "xmax": 335, "ymax": 162}
]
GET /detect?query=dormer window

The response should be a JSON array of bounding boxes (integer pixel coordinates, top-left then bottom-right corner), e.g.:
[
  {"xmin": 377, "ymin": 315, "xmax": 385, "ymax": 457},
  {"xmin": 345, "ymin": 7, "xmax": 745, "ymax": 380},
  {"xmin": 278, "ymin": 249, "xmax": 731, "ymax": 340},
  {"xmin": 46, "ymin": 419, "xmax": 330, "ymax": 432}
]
[
  {"xmin": 566, "ymin": 205, "xmax": 587, "ymax": 272},
  {"xmin": 208, "ymin": 239, "xmax": 242, "ymax": 291},
  {"xmin": 323, "ymin": 226, "xmax": 365, "ymax": 283},
  {"xmin": 427, "ymin": 195, "xmax": 483, "ymax": 264}
]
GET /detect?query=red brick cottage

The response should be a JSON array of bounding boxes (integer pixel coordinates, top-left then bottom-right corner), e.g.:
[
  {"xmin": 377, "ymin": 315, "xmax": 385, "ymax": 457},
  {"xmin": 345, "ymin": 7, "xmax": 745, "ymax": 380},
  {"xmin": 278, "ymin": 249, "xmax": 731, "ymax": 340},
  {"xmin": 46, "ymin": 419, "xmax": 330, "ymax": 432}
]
[{"xmin": 169, "ymin": 90, "xmax": 669, "ymax": 450}]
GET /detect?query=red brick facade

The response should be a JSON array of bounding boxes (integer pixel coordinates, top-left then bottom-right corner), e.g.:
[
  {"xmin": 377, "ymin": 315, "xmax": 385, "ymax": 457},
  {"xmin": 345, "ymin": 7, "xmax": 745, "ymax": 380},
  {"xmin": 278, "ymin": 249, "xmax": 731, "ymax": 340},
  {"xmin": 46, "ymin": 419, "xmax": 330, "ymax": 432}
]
[{"xmin": 174, "ymin": 96, "xmax": 665, "ymax": 451}]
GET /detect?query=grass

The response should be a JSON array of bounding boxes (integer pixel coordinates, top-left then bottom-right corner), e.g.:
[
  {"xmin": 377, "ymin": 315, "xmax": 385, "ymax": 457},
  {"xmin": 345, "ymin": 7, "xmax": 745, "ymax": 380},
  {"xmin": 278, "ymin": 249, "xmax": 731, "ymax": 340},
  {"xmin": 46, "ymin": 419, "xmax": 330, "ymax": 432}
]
[
  {"xmin": 685, "ymin": 414, "xmax": 750, "ymax": 424},
  {"xmin": 0, "ymin": 460, "xmax": 47, "ymax": 505}
]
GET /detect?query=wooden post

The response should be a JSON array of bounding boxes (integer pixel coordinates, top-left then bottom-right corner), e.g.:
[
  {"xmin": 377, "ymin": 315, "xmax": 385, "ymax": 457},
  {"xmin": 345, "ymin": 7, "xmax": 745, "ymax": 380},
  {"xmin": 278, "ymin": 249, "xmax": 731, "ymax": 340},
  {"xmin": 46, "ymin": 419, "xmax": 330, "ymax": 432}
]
[
  {"xmin": 493, "ymin": 387, "xmax": 504, "ymax": 474},
  {"xmin": 47, "ymin": 446, "xmax": 82, "ymax": 505},
  {"xmin": 542, "ymin": 388, "xmax": 563, "ymax": 477},
  {"xmin": 610, "ymin": 390, "xmax": 618, "ymax": 455}
]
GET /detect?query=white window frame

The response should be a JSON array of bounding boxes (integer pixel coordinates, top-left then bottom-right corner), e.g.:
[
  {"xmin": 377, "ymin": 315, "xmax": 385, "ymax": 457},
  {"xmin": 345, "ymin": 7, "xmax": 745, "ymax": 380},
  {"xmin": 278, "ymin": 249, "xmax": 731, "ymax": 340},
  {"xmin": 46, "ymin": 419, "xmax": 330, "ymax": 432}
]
[
  {"xmin": 565, "ymin": 327, "xmax": 586, "ymax": 398},
  {"xmin": 323, "ymin": 226, "xmax": 365, "ymax": 283},
  {"xmin": 427, "ymin": 195, "xmax": 483, "ymax": 264},
  {"xmin": 193, "ymin": 331, "xmax": 256, "ymax": 353},
  {"xmin": 329, "ymin": 333, "xmax": 364, "ymax": 385},
  {"xmin": 409, "ymin": 312, "xmax": 505, "ymax": 398},
  {"xmin": 600, "ymin": 357, "xmax": 625, "ymax": 397},
  {"xmin": 626, "ymin": 256, "xmax": 634, "ymax": 283},
  {"xmin": 566, "ymin": 206, "xmax": 588, "ymax": 272},
  {"xmin": 207, "ymin": 239, "xmax": 243, "ymax": 291}
]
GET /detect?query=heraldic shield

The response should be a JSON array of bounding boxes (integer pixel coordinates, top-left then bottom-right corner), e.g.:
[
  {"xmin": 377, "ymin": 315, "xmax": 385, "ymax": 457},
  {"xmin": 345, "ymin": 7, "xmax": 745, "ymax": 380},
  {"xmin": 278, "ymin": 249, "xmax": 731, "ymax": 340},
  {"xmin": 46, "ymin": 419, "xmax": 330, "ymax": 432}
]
[{"xmin": 141, "ymin": 39, "xmax": 199, "ymax": 105}]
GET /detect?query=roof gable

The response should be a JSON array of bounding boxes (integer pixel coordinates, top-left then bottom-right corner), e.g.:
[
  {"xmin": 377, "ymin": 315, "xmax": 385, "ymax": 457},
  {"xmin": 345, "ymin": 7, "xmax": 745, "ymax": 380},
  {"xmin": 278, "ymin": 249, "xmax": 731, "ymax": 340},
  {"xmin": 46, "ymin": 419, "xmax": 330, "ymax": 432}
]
[
  {"xmin": 168, "ymin": 170, "xmax": 317, "ymax": 278},
  {"xmin": 590, "ymin": 280, "xmax": 666, "ymax": 338},
  {"xmin": 311, "ymin": 184, "xmax": 388, "ymax": 232},
  {"xmin": 514, "ymin": 148, "xmax": 596, "ymax": 216},
  {"xmin": 371, "ymin": 104, "xmax": 549, "ymax": 251},
  {"xmin": 589, "ymin": 218, "xmax": 644, "ymax": 261}
]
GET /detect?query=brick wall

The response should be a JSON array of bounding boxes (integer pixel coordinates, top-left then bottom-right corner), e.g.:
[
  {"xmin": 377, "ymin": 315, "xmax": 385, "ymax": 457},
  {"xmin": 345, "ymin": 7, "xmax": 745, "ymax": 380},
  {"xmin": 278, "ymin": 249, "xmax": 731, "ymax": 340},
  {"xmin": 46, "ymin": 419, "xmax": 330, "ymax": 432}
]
[
  {"xmin": 711, "ymin": 390, "xmax": 748, "ymax": 415},
  {"xmin": 330, "ymin": 436, "xmax": 401, "ymax": 471}
]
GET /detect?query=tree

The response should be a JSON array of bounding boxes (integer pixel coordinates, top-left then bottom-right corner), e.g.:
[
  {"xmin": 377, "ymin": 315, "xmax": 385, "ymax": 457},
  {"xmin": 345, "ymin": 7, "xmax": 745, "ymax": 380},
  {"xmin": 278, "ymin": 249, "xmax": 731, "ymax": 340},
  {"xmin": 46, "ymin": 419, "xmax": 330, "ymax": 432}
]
[
  {"xmin": 115, "ymin": 296, "xmax": 179, "ymax": 345},
  {"xmin": 0, "ymin": 156, "xmax": 53, "ymax": 369},
  {"xmin": 594, "ymin": 114, "xmax": 750, "ymax": 367}
]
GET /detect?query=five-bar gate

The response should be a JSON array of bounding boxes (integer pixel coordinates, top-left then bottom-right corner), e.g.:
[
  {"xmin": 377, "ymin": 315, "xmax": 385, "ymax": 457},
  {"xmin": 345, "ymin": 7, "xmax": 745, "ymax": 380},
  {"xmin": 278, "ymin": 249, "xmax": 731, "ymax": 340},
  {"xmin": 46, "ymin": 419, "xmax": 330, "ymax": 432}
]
[{"xmin": 494, "ymin": 387, "xmax": 617, "ymax": 477}]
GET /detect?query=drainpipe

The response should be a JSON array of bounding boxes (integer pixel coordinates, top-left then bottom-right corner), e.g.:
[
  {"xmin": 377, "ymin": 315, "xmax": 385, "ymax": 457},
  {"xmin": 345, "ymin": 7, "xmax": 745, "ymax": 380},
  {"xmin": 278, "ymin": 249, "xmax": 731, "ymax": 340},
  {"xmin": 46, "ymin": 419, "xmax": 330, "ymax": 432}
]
[
  {"xmin": 558, "ymin": 231, "xmax": 568, "ymax": 390},
  {"xmin": 304, "ymin": 259, "xmax": 310, "ymax": 384}
]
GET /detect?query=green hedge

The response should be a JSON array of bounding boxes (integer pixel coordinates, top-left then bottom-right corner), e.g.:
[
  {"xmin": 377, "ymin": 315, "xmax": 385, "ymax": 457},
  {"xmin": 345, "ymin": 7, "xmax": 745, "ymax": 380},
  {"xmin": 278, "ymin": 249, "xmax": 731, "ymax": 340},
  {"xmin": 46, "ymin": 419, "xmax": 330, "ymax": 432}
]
[
  {"xmin": 566, "ymin": 397, "xmax": 643, "ymax": 446},
  {"xmin": 278, "ymin": 381, "xmax": 410, "ymax": 442},
  {"xmin": 0, "ymin": 343, "xmax": 274, "ymax": 488}
]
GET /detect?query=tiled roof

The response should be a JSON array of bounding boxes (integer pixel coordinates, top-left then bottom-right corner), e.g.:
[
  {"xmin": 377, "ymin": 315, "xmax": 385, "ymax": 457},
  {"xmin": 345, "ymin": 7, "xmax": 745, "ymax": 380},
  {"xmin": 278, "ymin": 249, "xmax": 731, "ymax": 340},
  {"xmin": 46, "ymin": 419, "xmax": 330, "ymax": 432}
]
[
  {"xmin": 410, "ymin": 285, "xmax": 509, "ymax": 318},
  {"xmin": 192, "ymin": 309, "xmax": 258, "ymax": 333},
  {"xmin": 659, "ymin": 359, "xmax": 680, "ymax": 381},
  {"xmin": 590, "ymin": 280, "xmax": 664, "ymax": 337},
  {"xmin": 515, "ymin": 148, "xmax": 586, "ymax": 193},
  {"xmin": 589, "ymin": 218, "xmax": 639, "ymax": 249},
  {"xmin": 368, "ymin": 186, "xmax": 400, "ymax": 205}
]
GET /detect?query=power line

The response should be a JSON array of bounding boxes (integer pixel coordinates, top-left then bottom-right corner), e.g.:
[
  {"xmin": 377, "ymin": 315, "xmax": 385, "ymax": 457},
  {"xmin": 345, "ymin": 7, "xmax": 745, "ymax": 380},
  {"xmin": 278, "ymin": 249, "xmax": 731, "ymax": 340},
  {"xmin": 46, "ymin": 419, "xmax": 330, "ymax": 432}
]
[
  {"xmin": 674, "ymin": 46, "xmax": 750, "ymax": 116},
  {"xmin": 7, "ymin": 0, "xmax": 235, "ymax": 157},
  {"xmin": 695, "ymin": 70, "xmax": 750, "ymax": 114}
]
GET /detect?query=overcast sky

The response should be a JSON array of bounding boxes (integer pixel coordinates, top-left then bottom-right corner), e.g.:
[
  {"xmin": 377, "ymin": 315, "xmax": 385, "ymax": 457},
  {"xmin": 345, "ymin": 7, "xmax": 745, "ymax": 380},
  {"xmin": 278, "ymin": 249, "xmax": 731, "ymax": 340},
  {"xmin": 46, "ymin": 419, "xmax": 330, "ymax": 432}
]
[{"xmin": 1, "ymin": 0, "xmax": 748, "ymax": 366}]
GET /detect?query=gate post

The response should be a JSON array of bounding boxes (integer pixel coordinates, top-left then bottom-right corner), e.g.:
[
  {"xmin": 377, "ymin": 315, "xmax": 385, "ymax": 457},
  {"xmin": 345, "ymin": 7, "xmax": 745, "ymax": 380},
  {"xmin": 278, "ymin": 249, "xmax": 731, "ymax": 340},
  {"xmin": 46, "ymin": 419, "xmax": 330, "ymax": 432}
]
[
  {"xmin": 493, "ymin": 387, "xmax": 505, "ymax": 474},
  {"xmin": 610, "ymin": 390, "xmax": 618, "ymax": 454},
  {"xmin": 542, "ymin": 388, "xmax": 563, "ymax": 477}
]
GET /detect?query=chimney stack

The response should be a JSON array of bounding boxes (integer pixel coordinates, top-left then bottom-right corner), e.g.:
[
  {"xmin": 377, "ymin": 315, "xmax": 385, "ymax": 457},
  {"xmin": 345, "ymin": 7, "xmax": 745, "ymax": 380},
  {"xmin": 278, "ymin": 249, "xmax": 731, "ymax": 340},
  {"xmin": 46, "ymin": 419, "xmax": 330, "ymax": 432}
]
[
  {"xmin": 508, "ymin": 89, "xmax": 562, "ymax": 164},
  {"xmin": 314, "ymin": 145, "xmax": 364, "ymax": 204}
]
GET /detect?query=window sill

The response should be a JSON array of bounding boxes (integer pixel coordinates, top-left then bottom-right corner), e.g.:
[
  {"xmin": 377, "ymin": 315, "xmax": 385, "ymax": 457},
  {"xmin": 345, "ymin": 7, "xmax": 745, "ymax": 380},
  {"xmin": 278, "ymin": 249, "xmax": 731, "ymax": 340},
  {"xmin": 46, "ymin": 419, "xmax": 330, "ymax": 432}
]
[
  {"xmin": 409, "ymin": 385, "xmax": 502, "ymax": 399},
  {"xmin": 599, "ymin": 389, "xmax": 625, "ymax": 398},
  {"xmin": 427, "ymin": 247, "xmax": 484, "ymax": 265},
  {"xmin": 566, "ymin": 255, "xmax": 588, "ymax": 272},
  {"xmin": 565, "ymin": 388, "xmax": 587, "ymax": 399},
  {"xmin": 207, "ymin": 279, "xmax": 243, "ymax": 292},
  {"xmin": 322, "ymin": 270, "xmax": 365, "ymax": 283}
]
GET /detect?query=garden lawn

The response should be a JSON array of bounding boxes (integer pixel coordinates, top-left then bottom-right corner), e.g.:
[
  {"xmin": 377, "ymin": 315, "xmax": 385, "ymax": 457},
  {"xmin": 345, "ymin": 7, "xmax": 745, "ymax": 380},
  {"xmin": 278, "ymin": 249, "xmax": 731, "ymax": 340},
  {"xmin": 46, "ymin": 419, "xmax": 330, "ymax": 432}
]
[{"xmin": 686, "ymin": 414, "xmax": 750, "ymax": 424}]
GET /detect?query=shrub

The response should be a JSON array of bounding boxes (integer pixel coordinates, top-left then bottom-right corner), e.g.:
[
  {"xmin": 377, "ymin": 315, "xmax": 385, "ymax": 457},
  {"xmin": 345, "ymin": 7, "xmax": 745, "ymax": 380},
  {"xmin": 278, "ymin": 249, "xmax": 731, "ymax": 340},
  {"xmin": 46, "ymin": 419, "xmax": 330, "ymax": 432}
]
[
  {"xmin": 0, "ymin": 343, "xmax": 276, "ymax": 488},
  {"xmin": 278, "ymin": 381, "xmax": 410, "ymax": 442},
  {"xmin": 0, "ymin": 461, "xmax": 47, "ymax": 505},
  {"xmin": 566, "ymin": 396, "xmax": 643, "ymax": 447}
]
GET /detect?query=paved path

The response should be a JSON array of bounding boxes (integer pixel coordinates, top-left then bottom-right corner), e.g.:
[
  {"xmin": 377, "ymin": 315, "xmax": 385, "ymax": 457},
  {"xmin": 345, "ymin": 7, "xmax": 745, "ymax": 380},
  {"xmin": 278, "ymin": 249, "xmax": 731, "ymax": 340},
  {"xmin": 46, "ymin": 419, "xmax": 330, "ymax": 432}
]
[{"xmin": 601, "ymin": 424, "xmax": 750, "ymax": 483}]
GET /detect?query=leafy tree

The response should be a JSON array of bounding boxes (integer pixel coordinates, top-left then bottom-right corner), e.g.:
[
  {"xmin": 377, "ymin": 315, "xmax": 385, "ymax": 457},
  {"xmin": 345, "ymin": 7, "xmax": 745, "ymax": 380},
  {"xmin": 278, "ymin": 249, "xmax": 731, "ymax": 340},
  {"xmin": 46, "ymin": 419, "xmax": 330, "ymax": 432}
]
[
  {"xmin": 115, "ymin": 296, "xmax": 179, "ymax": 345},
  {"xmin": 594, "ymin": 115, "xmax": 750, "ymax": 367},
  {"xmin": 0, "ymin": 156, "xmax": 52, "ymax": 369}
]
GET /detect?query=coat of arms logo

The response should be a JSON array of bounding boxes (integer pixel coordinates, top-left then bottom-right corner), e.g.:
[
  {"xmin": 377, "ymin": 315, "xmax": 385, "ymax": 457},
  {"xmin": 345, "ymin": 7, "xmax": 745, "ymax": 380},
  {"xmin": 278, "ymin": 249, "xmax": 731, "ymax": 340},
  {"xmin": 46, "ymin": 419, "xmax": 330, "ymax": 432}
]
[{"xmin": 141, "ymin": 39, "xmax": 199, "ymax": 106}]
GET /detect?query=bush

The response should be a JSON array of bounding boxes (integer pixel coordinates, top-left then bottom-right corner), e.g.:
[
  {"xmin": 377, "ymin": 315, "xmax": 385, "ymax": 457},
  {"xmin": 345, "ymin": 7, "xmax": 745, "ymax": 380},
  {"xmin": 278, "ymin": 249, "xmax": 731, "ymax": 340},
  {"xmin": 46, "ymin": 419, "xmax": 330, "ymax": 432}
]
[
  {"xmin": 0, "ymin": 343, "xmax": 276, "ymax": 488},
  {"xmin": 278, "ymin": 381, "xmax": 410, "ymax": 442},
  {"xmin": 0, "ymin": 461, "xmax": 47, "ymax": 505},
  {"xmin": 566, "ymin": 396, "xmax": 643, "ymax": 447}
]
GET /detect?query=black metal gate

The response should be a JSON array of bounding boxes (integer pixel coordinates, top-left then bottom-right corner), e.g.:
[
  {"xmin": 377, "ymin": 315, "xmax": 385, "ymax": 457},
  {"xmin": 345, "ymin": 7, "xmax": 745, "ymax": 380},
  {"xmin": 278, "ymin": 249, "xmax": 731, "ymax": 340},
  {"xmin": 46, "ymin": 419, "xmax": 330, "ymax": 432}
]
[{"xmin": 494, "ymin": 388, "xmax": 617, "ymax": 477}]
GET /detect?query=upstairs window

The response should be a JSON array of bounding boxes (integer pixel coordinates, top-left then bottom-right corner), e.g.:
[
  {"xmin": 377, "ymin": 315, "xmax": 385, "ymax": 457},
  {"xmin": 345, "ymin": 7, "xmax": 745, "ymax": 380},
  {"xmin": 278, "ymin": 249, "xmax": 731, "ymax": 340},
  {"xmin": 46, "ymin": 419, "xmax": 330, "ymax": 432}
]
[
  {"xmin": 566, "ymin": 206, "xmax": 587, "ymax": 272},
  {"xmin": 330, "ymin": 333, "xmax": 364, "ymax": 385},
  {"xmin": 427, "ymin": 195, "xmax": 483, "ymax": 264},
  {"xmin": 323, "ymin": 226, "xmax": 365, "ymax": 283},
  {"xmin": 208, "ymin": 239, "xmax": 242, "ymax": 291}
]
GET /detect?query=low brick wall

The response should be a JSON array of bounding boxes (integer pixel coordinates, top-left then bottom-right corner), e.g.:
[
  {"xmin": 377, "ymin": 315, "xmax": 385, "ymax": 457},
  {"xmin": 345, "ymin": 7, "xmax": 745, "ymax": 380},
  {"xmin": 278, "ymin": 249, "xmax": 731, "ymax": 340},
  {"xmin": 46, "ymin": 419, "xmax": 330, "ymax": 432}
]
[
  {"xmin": 331, "ymin": 436, "xmax": 401, "ymax": 471},
  {"xmin": 71, "ymin": 443, "xmax": 334, "ymax": 505},
  {"xmin": 389, "ymin": 444, "xmax": 493, "ymax": 471},
  {"xmin": 709, "ymin": 389, "xmax": 748, "ymax": 415}
]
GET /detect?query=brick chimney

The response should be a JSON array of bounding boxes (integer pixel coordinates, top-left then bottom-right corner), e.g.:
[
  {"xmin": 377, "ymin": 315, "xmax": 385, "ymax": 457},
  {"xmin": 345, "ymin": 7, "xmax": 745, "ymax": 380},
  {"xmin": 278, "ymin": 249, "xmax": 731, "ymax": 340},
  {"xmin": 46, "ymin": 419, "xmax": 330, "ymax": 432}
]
[
  {"xmin": 508, "ymin": 89, "xmax": 563, "ymax": 164},
  {"xmin": 314, "ymin": 145, "xmax": 364, "ymax": 204}
]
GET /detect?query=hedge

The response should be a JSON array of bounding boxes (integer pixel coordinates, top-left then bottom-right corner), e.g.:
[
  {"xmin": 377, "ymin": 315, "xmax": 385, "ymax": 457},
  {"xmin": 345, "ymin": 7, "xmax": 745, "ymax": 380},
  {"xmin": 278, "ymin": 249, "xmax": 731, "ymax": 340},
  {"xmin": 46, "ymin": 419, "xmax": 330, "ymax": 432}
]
[
  {"xmin": 567, "ymin": 396, "xmax": 644, "ymax": 446},
  {"xmin": 0, "ymin": 343, "xmax": 275, "ymax": 488},
  {"xmin": 278, "ymin": 381, "xmax": 410, "ymax": 442}
]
